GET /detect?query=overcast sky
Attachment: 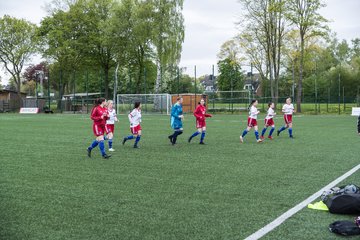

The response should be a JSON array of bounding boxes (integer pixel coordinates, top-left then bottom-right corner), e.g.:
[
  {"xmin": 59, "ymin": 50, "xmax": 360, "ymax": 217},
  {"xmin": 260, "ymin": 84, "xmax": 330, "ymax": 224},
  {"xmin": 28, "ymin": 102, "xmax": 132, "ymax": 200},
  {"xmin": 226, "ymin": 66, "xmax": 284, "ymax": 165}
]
[{"xmin": 1, "ymin": 0, "xmax": 360, "ymax": 84}]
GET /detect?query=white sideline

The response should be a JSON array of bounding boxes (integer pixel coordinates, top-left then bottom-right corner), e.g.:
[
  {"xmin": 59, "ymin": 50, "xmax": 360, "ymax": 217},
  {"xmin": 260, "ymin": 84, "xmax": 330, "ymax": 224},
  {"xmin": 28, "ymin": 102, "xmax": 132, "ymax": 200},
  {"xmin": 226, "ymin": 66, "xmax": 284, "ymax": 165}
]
[{"xmin": 244, "ymin": 163, "xmax": 360, "ymax": 240}]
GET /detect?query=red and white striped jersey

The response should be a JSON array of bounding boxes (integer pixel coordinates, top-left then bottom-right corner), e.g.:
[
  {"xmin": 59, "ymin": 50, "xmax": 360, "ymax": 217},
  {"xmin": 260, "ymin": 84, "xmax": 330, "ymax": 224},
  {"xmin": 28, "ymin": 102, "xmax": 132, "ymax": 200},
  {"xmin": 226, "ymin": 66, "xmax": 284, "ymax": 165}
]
[
  {"xmin": 265, "ymin": 108, "xmax": 276, "ymax": 120},
  {"xmin": 249, "ymin": 105, "xmax": 259, "ymax": 119},
  {"xmin": 106, "ymin": 108, "xmax": 117, "ymax": 125},
  {"xmin": 282, "ymin": 104, "xmax": 294, "ymax": 115},
  {"xmin": 128, "ymin": 108, "xmax": 141, "ymax": 127}
]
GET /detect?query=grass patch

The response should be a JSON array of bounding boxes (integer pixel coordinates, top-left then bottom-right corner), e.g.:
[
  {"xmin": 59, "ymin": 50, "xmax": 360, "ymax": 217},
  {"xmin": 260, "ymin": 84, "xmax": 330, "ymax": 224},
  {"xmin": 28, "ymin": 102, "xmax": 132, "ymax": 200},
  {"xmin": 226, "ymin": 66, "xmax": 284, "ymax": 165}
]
[{"xmin": 0, "ymin": 113, "xmax": 359, "ymax": 239}]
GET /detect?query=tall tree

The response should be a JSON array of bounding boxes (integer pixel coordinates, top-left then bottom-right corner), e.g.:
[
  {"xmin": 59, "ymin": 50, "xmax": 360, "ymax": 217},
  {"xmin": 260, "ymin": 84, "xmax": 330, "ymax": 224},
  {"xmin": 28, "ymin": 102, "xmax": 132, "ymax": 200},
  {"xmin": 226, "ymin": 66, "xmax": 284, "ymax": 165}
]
[
  {"xmin": 0, "ymin": 15, "xmax": 38, "ymax": 98},
  {"xmin": 151, "ymin": 0, "xmax": 184, "ymax": 94},
  {"xmin": 217, "ymin": 58, "xmax": 244, "ymax": 92},
  {"xmin": 237, "ymin": 0, "xmax": 286, "ymax": 105},
  {"xmin": 39, "ymin": 0, "xmax": 118, "ymax": 98},
  {"xmin": 286, "ymin": 0, "xmax": 328, "ymax": 112}
]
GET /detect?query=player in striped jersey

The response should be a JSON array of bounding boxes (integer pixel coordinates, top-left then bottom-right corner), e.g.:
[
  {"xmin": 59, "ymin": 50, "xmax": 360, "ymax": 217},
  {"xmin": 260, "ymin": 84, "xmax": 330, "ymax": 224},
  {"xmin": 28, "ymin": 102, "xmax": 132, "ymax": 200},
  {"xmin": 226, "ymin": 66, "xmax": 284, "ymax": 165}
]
[
  {"xmin": 277, "ymin": 98, "xmax": 295, "ymax": 138},
  {"xmin": 105, "ymin": 100, "xmax": 118, "ymax": 152},
  {"xmin": 260, "ymin": 102, "xmax": 276, "ymax": 140},
  {"xmin": 122, "ymin": 102, "xmax": 142, "ymax": 148},
  {"xmin": 240, "ymin": 99, "xmax": 262, "ymax": 143}
]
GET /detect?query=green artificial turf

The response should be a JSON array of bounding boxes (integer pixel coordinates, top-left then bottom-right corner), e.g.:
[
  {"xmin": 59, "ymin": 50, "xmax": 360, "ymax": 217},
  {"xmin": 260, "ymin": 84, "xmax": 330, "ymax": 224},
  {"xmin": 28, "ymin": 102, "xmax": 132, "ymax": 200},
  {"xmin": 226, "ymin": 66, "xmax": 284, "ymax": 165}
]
[{"xmin": 0, "ymin": 113, "xmax": 359, "ymax": 239}]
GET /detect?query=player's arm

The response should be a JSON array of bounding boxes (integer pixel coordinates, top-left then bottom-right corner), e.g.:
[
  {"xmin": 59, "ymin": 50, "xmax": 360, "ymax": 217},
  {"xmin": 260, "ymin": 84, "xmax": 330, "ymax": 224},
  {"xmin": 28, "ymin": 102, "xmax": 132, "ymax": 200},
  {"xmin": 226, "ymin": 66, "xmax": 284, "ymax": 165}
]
[
  {"xmin": 193, "ymin": 106, "xmax": 202, "ymax": 119},
  {"xmin": 104, "ymin": 110, "xmax": 109, "ymax": 120},
  {"xmin": 128, "ymin": 111, "xmax": 135, "ymax": 123},
  {"xmin": 171, "ymin": 105, "xmax": 182, "ymax": 119},
  {"xmin": 251, "ymin": 107, "xmax": 259, "ymax": 115},
  {"xmin": 91, "ymin": 108, "xmax": 102, "ymax": 121},
  {"xmin": 205, "ymin": 113, "xmax": 212, "ymax": 118}
]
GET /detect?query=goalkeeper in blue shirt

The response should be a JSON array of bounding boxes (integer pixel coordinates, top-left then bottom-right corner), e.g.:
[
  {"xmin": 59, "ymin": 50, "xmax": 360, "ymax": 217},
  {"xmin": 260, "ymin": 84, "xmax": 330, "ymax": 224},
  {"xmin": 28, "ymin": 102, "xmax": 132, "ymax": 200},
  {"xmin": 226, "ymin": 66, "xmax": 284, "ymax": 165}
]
[{"xmin": 168, "ymin": 97, "xmax": 184, "ymax": 145}]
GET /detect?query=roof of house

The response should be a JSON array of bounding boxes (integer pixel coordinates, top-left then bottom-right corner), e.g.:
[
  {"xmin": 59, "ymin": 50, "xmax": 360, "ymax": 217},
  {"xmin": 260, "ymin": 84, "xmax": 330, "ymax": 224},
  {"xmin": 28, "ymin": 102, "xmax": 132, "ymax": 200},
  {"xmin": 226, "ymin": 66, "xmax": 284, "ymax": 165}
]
[
  {"xmin": 62, "ymin": 92, "xmax": 101, "ymax": 98},
  {"xmin": 0, "ymin": 89, "xmax": 26, "ymax": 95}
]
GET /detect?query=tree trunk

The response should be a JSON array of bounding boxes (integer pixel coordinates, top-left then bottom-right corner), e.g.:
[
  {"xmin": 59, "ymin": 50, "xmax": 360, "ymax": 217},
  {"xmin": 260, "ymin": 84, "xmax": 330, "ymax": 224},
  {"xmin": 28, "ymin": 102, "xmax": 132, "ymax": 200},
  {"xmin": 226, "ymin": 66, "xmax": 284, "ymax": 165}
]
[
  {"xmin": 155, "ymin": 59, "xmax": 162, "ymax": 94},
  {"xmin": 296, "ymin": 34, "xmax": 304, "ymax": 113},
  {"xmin": 104, "ymin": 66, "xmax": 109, "ymax": 99}
]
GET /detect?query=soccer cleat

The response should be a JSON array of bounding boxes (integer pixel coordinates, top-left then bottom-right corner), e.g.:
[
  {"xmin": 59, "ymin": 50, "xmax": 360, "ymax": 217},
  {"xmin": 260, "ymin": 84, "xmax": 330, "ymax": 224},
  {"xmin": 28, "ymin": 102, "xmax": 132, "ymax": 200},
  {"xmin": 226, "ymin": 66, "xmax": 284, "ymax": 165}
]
[
  {"xmin": 109, "ymin": 148, "xmax": 115, "ymax": 152},
  {"xmin": 290, "ymin": 135, "xmax": 294, "ymax": 139},
  {"xmin": 268, "ymin": 136, "xmax": 274, "ymax": 140},
  {"xmin": 188, "ymin": 137, "xmax": 192, "ymax": 143},
  {"xmin": 257, "ymin": 139, "xmax": 263, "ymax": 143},
  {"xmin": 239, "ymin": 136, "xmax": 244, "ymax": 143},
  {"xmin": 102, "ymin": 154, "xmax": 111, "ymax": 159},
  {"xmin": 122, "ymin": 138, "xmax": 127, "ymax": 145},
  {"xmin": 199, "ymin": 142, "xmax": 205, "ymax": 145},
  {"xmin": 260, "ymin": 136, "xmax": 265, "ymax": 140},
  {"xmin": 277, "ymin": 130, "xmax": 280, "ymax": 136},
  {"xmin": 87, "ymin": 148, "xmax": 92, "ymax": 158},
  {"xmin": 168, "ymin": 136, "xmax": 173, "ymax": 143},
  {"xmin": 133, "ymin": 145, "xmax": 140, "ymax": 149}
]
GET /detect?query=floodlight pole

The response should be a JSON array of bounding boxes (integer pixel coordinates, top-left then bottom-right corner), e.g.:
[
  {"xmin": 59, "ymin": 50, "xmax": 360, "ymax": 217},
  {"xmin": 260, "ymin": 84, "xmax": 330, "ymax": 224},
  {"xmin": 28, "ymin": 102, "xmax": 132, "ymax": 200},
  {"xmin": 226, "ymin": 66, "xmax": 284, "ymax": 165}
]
[
  {"xmin": 35, "ymin": 74, "xmax": 38, "ymax": 108},
  {"xmin": 144, "ymin": 67, "xmax": 147, "ymax": 113},
  {"xmin": 338, "ymin": 66, "xmax": 341, "ymax": 115},
  {"xmin": 177, "ymin": 67, "xmax": 180, "ymax": 96},
  {"xmin": 113, "ymin": 62, "xmax": 119, "ymax": 104},
  {"xmin": 47, "ymin": 71, "xmax": 50, "ymax": 111},
  {"xmin": 194, "ymin": 65, "xmax": 197, "ymax": 109},
  {"xmin": 212, "ymin": 64, "xmax": 215, "ymax": 112},
  {"xmin": 73, "ymin": 71, "xmax": 76, "ymax": 114},
  {"xmin": 86, "ymin": 70, "xmax": 89, "ymax": 114},
  {"xmin": 60, "ymin": 69, "xmax": 63, "ymax": 113}
]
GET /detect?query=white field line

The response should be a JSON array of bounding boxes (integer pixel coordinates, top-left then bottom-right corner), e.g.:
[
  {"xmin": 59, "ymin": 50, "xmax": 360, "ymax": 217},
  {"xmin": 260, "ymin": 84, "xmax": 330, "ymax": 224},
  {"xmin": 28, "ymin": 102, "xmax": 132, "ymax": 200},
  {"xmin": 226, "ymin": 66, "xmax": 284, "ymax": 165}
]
[{"xmin": 244, "ymin": 163, "xmax": 360, "ymax": 240}]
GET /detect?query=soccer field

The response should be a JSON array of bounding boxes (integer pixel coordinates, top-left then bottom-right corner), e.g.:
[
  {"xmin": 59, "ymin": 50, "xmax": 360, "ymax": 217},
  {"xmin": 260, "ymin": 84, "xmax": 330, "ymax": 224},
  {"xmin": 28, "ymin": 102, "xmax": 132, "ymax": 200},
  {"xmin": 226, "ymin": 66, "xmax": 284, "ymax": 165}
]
[{"xmin": 1, "ymin": 113, "xmax": 359, "ymax": 239}]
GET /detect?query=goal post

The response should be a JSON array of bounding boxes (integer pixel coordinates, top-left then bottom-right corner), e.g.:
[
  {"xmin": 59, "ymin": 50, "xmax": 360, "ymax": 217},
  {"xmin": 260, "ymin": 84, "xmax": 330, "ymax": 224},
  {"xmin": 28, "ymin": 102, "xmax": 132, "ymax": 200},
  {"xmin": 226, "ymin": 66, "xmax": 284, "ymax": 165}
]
[{"xmin": 116, "ymin": 94, "xmax": 172, "ymax": 115}]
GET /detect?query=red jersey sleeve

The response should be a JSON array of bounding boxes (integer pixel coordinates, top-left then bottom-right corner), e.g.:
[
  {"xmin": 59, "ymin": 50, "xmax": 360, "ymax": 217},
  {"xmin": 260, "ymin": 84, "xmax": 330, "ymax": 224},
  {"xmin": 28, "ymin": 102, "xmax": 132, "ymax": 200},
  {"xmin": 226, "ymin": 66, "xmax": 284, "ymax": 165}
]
[
  {"xmin": 193, "ymin": 105, "xmax": 203, "ymax": 119},
  {"xmin": 91, "ymin": 107, "xmax": 102, "ymax": 121}
]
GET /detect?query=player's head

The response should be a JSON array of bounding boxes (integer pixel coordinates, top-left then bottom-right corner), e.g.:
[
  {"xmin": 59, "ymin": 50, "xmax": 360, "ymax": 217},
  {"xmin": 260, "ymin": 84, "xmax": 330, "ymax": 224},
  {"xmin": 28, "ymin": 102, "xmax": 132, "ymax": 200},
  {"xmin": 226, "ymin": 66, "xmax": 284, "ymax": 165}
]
[
  {"xmin": 95, "ymin": 98, "xmax": 106, "ymax": 106},
  {"xmin": 286, "ymin": 98, "xmax": 292, "ymax": 104},
  {"xmin": 177, "ymin": 96, "xmax": 183, "ymax": 104},
  {"xmin": 107, "ymin": 100, "xmax": 113, "ymax": 109},
  {"xmin": 134, "ymin": 101, "xmax": 141, "ymax": 109},
  {"xmin": 250, "ymin": 99, "xmax": 258, "ymax": 107},
  {"xmin": 199, "ymin": 98, "xmax": 205, "ymax": 106},
  {"xmin": 268, "ymin": 101, "xmax": 274, "ymax": 108}
]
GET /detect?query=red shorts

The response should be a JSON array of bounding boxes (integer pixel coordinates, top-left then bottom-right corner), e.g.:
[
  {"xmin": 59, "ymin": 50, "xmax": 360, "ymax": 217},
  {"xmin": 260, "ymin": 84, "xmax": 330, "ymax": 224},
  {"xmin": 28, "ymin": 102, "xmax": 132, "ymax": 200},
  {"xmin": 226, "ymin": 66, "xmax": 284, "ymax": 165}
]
[
  {"xmin": 247, "ymin": 117, "xmax": 257, "ymax": 127},
  {"xmin": 93, "ymin": 124, "xmax": 105, "ymax": 137},
  {"xmin": 284, "ymin": 114, "xmax": 293, "ymax": 124},
  {"xmin": 264, "ymin": 118, "xmax": 274, "ymax": 126},
  {"xmin": 130, "ymin": 125, "xmax": 142, "ymax": 135},
  {"xmin": 105, "ymin": 124, "xmax": 114, "ymax": 134},
  {"xmin": 196, "ymin": 119, "xmax": 206, "ymax": 128}
]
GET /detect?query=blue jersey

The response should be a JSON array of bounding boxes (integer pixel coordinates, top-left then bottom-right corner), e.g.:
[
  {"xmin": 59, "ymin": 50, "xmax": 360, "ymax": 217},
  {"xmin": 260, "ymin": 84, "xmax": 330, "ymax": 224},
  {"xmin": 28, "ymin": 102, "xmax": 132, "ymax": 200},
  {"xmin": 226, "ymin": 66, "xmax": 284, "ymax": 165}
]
[{"xmin": 171, "ymin": 102, "xmax": 183, "ymax": 129}]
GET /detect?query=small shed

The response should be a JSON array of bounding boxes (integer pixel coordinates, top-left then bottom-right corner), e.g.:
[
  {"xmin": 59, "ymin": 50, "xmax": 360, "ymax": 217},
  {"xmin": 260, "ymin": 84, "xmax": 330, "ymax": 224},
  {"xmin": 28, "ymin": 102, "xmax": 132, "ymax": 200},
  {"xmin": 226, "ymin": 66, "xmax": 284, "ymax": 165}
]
[
  {"xmin": 0, "ymin": 90, "xmax": 27, "ymax": 112},
  {"xmin": 0, "ymin": 89, "xmax": 26, "ymax": 101},
  {"xmin": 171, "ymin": 94, "xmax": 208, "ymax": 113}
]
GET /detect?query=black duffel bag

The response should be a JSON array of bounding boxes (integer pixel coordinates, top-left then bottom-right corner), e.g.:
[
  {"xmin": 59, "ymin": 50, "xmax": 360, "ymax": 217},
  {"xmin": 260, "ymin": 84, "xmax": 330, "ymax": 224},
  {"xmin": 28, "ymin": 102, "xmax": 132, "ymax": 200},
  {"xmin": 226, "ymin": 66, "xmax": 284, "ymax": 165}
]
[{"xmin": 325, "ymin": 193, "xmax": 360, "ymax": 214}]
